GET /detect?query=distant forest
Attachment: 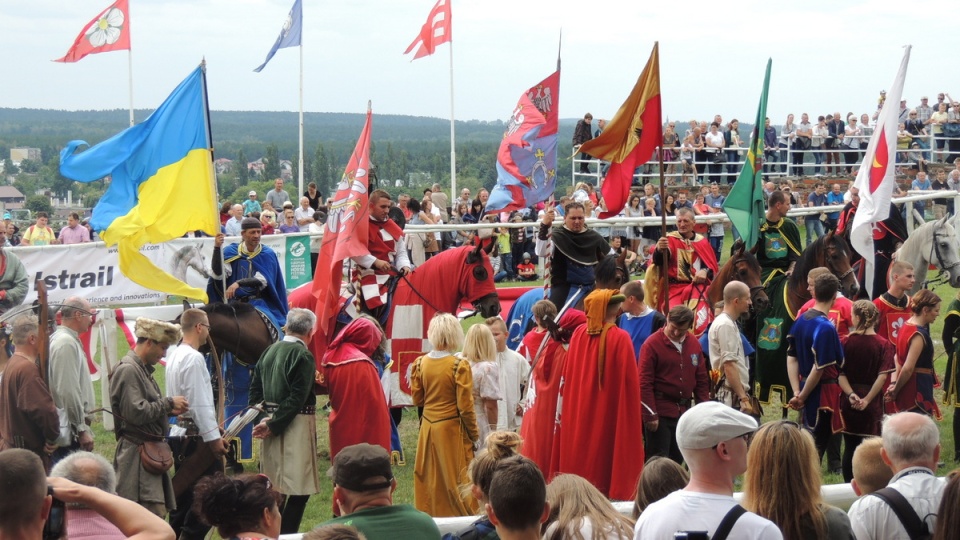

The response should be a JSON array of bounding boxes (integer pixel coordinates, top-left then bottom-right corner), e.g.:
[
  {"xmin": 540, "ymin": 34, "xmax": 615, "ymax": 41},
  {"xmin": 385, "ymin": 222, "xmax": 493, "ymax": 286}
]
[{"xmin": 0, "ymin": 108, "xmax": 587, "ymax": 207}]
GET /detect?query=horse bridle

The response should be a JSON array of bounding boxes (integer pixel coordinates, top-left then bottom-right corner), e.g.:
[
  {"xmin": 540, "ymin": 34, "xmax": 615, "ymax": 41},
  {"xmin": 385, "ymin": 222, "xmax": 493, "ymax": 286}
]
[
  {"xmin": 824, "ymin": 243, "xmax": 856, "ymax": 284},
  {"xmin": 731, "ymin": 258, "xmax": 765, "ymax": 306},
  {"xmin": 923, "ymin": 226, "xmax": 960, "ymax": 288}
]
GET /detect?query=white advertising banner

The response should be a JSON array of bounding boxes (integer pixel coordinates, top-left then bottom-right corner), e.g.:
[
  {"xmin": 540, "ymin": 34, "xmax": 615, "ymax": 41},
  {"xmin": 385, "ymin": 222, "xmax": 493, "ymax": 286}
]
[{"xmin": 12, "ymin": 233, "xmax": 314, "ymax": 307}]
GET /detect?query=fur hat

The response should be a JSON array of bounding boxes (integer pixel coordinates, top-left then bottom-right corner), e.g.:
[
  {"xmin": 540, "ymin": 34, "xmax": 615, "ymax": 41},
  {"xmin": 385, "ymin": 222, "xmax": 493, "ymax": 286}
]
[{"xmin": 134, "ymin": 318, "xmax": 182, "ymax": 345}]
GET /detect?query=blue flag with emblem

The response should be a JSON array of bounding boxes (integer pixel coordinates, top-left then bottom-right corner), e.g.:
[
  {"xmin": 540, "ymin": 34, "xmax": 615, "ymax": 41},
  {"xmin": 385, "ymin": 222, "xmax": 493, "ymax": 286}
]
[{"xmin": 253, "ymin": 0, "xmax": 302, "ymax": 73}]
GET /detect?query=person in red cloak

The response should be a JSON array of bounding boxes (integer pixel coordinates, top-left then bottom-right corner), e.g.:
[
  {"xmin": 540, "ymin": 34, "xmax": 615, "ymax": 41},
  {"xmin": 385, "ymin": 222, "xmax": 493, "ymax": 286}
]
[
  {"xmin": 320, "ymin": 316, "xmax": 392, "ymax": 487},
  {"xmin": 553, "ymin": 289, "xmax": 644, "ymax": 500},
  {"xmin": 644, "ymin": 207, "xmax": 719, "ymax": 337},
  {"xmin": 835, "ymin": 185, "xmax": 907, "ymax": 299},
  {"xmin": 518, "ymin": 308, "xmax": 585, "ymax": 480}
]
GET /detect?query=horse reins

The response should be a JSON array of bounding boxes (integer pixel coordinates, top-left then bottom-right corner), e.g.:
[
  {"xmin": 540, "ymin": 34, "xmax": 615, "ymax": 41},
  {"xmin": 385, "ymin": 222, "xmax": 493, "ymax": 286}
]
[{"xmin": 922, "ymin": 226, "xmax": 959, "ymax": 289}]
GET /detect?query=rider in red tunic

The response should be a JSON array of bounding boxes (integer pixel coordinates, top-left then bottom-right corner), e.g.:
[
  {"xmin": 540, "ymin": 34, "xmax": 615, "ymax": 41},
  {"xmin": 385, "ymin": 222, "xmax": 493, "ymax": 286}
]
[
  {"xmin": 553, "ymin": 289, "xmax": 644, "ymax": 500},
  {"xmin": 644, "ymin": 207, "xmax": 718, "ymax": 337},
  {"xmin": 350, "ymin": 190, "xmax": 411, "ymax": 321}
]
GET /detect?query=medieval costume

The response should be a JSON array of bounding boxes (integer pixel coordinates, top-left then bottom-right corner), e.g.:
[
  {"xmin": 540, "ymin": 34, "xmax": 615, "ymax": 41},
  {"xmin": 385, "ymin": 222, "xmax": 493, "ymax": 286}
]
[
  {"xmin": 798, "ymin": 295, "xmax": 854, "ymax": 339},
  {"xmin": 839, "ymin": 333, "xmax": 895, "ymax": 481},
  {"xmin": 519, "ymin": 309, "xmax": 586, "ymax": 480},
  {"xmin": 321, "ymin": 318, "xmax": 392, "ymax": 461},
  {"xmin": 537, "ymin": 222, "xmax": 610, "ymax": 309},
  {"xmin": 351, "ymin": 216, "xmax": 410, "ymax": 321},
  {"xmin": 208, "ymin": 232, "xmax": 288, "ymax": 328},
  {"xmin": 890, "ymin": 322, "xmax": 942, "ymax": 419},
  {"xmin": 836, "ymin": 201, "xmax": 907, "ymax": 299},
  {"xmin": 0, "ymin": 353, "xmax": 59, "ymax": 471},
  {"xmin": 643, "ymin": 231, "xmax": 718, "ymax": 337},
  {"xmin": 109, "ymin": 319, "xmax": 183, "ymax": 517},
  {"xmin": 411, "ymin": 350, "xmax": 479, "ymax": 517},
  {"xmin": 755, "ymin": 216, "xmax": 803, "ymax": 404},
  {"xmin": 554, "ymin": 290, "xmax": 644, "ymax": 500},
  {"xmin": 942, "ymin": 294, "xmax": 960, "ymax": 460},
  {"xmin": 874, "ymin": 292, "xmax": 911, "ymax": 346}
]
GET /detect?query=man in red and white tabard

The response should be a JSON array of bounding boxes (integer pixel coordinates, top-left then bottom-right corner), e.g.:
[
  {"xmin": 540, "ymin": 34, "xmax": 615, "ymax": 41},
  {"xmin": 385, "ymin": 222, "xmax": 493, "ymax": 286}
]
[
  {"xmin": 350, "ymin": 190, "xmax": 411, "ymax": 321},
  {"xmin": 874, "ymin": 261, "xmax": 915, "ymax": 346},
  {"xmin": 644, "ymin": 207, "xmax": 719, "ymax": 337}
]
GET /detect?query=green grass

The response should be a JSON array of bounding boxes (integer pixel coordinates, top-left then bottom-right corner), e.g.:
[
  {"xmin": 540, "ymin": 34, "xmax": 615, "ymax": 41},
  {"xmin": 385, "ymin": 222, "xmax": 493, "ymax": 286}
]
[{"xmin": 85, "ymin": 226, "xmax": 960, "ymax": 533}]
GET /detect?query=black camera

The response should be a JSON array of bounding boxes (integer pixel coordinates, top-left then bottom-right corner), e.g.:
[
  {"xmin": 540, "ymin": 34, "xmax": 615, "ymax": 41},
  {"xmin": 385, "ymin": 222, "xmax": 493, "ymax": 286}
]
[
  {"xmin": 674, "ymin": 532, "xmax": 709, "ymax": 540},
  {"xmin": 43, "ymin": 486, "xmax": 66, "ymax": 540}
]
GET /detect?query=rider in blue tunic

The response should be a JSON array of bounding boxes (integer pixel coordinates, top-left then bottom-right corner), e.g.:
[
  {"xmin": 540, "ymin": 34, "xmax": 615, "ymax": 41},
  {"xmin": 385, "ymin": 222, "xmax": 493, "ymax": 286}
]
[{"xmin": 208, "ymin": 217, "xmax": 288, "ymax": 329}]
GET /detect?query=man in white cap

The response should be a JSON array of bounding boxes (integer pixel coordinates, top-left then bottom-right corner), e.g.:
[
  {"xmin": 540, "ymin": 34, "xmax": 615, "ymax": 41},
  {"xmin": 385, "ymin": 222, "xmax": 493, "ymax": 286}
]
[
  {"xmin": 243, "ymin": 190, "xmax": 261, "ymax": 216},
  {"xmin": 634, "ymin": 401, "xmax": 782, "ymax": 539},
  {"xmin": 109, "ymin": 317, "xmax": 188, "ymax": 517}
]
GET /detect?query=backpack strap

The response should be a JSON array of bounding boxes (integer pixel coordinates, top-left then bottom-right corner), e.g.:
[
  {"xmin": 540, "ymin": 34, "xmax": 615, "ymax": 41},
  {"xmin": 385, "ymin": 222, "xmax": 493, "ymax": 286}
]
[
  {"xmin": 870, "ymin": 487, "xmax": 929, "ymax": 540},
  {"xmin": 712, "ymin": 504, "xmax": 747, "ymax": 540}
]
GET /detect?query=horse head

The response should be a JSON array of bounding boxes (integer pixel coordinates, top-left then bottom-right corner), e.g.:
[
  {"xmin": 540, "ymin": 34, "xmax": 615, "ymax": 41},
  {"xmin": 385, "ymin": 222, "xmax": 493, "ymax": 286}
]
[
  {"xmin": 460, "ymin": 243, "xmax": 501, "ymax": 318},
  {"xmin": 596, "ymin": 254, "xmax": 629, "ymax": 291},
  {"xmin": 729, "ymin": 246, "xmax": 769, "ymax": 313},
  {"xmin": 820, "ymin": 231, "xmax": 860, "ymax": 298},
  {"xmin": 931, "ymin": 215, "xmax": 960, "ymax": 288}
]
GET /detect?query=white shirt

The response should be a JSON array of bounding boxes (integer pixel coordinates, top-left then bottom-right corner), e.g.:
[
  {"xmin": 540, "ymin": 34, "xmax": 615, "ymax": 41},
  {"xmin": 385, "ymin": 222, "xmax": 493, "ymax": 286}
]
[
  {"xmin": 294, "ymin": 206, "xmax": 314, "ymax": 233},
  {"xmin": 705, "ymin": 132, "xmax": 724, "ymax": 153},
  {"xmin": 48, "ymin": 327, "xmax": 96, "ymax": 445},
  {"xmin": 496, "ymin": 348, "xmax": 530, "ymax": 431},
  {"xmin": 165, "ymin": 343, "xmax": 220, "ymax": 442},
  {"xmin": 709, "ymin": 313, "xmax": 748, "ymax": 396},
  {"xmin": 847, "ymin": 467, "xmax": 945, "ymax": 540},
  {"xmin": 635, "ymin": 490, "xmax": 783, "ymax": 540}
]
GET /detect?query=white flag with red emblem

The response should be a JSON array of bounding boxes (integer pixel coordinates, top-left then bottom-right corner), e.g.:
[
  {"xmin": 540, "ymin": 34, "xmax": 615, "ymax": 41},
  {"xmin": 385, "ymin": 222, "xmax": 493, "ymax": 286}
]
[{"xmin": 850, "ymin": 46, "xmax": 911, "ymax": 275}]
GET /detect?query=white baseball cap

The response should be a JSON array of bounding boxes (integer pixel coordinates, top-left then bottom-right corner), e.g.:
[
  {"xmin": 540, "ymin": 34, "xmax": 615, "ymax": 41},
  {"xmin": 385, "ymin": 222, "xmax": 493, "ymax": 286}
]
[{"xmin": 676, "ymin": 401, "xmax": 759, "ymax": 449}]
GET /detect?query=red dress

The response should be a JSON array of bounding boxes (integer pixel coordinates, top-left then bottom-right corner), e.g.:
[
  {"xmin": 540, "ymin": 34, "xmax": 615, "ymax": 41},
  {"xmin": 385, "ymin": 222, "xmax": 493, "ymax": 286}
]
[
  {"xmin": 840, "ymin": 334, "xmax": 895, "ymax": 436},
  {"xmin": 554, "ymin": 323, "xmax": 644, "ymax": 500},
  {"xmin": 890, "ymin": 322, "xmax": 942, "ymax": 419}
]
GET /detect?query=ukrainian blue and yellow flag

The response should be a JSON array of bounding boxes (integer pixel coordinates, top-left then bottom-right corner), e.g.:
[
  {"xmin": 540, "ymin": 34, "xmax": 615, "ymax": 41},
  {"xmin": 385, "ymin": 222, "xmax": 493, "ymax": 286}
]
[{"xmin": 60, "ymin": 65, "xmax": 219, "ymax": 301}]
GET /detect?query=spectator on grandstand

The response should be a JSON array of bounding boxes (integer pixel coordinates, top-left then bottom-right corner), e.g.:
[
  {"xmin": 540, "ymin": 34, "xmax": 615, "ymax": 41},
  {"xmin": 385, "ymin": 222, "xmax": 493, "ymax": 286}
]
[
  {"xmin": 933, "ymin": 469, "xmax": 960, "ymax": 540},
  {"xmin": 58, "ymin": 212, "xmax": 91, "ymax": 244},
  {"xmin": 826, "ymin": 114, "xmax": 844, "ymax": 176},
  {"xmin": 742, "ymin": 420, "xmax": 854, "ymax": 539},
  {"xmin": 632, "ymin": 456, "xmax": 689, "ymax": 518},
  {"xmin": 542, "ymin": 474, "xmax": 634, "ymax": 539},
  {"xmin": 486, "ymin": 456, "xmax": 549, "ymax": 540},
  {"xmin": 320, "ymin": 443, "xmax": 441, "ymax": 539},
  {"xmin": 805, "ymin": 183, "xmax": 827, "ymax": 246},
  {"xmin": 813, "ymin": 115, "xmax": 828, "ymax": 175},
  {"xmin": 847, "ymin": 412, "xmax": 945, "ymax": 539},
  {"xmin": 634, "ymin": 402, "xmax": 780, "ymax": 539},
  {"xmin": 444, "ymin": 431, "xmax": 521, "ymax": 540},
  {"xmin": 193, "ymin": 473, "xmax": 281, "ymax": 540},
  {"xmin": 49, "ymin": 451, "xmax": 135, "ymax": 540},
  {"xmin": 906, "ymin": 109, "xmax": 930, "ymax": 160},
  {"xmin": 850, "ymin": 437, "xmax": 894, "ymax": 496},
  {"xmin": 278, "ymin": 208, "xmax": 300, "ymax": 234},
  {"xmin": 844, "ymin": 116, "xmax": 863, "ymax": 174}
]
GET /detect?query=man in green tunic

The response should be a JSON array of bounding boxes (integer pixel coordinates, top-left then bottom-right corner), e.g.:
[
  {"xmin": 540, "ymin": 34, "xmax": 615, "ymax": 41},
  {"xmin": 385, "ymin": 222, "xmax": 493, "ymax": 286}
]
[
  {"xmin": 754, "ymin": 190, "xmax": 803, "ymax": 406},
  {"xmin": 249, "ymin": 307, "xmax": 320, "ymax": 535},
  {"xmin": 109, "ymin": 318, "xmax": 188, "ymax": 517}
]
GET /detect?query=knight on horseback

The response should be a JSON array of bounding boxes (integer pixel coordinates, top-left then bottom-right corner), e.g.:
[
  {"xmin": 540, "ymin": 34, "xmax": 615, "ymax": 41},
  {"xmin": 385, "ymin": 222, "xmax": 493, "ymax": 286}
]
[
  {"xmin": 836, "ymin": 186, "xmax": 907, "ymax": 299},
  {"xmin": 350, "ymin": 189, "xmax": 411, "ymax": 323},
  {"xmin": 644, "ymin": 207, "xmax": 719, "ymax": 337}
]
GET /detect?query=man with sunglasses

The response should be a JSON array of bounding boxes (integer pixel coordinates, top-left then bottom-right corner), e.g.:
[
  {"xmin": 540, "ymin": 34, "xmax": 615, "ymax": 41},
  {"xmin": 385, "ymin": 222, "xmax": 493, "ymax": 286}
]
[
  {"xmin": 48, "ymin": 297, "xmax": 97, "ymax": 463},
  {"xmin": 165, "ymin": 308, "xmax": 228, "ymax": 540},
  {"xmin": 635, "ymin": 401, "xmax": 781, "ymax": 539}
]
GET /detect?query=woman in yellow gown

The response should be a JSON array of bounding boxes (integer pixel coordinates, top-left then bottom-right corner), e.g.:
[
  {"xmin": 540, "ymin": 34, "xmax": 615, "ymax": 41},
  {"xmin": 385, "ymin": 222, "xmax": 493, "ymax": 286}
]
[{"xmin": 411, "ymin": 313, "xmax": 480, "ymax": 517}]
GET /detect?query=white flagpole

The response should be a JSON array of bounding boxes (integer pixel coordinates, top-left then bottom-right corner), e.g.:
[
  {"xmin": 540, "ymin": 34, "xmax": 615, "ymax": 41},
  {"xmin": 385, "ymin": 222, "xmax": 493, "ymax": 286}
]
[
  {"xmin": 298, "ymin": 40, "xmax": 305, "ymax": 197},
  {"xmin": 448, "ymin": 39, "xmax": 456, "ymax": 206},
  {"xmin": 127, "ymin": 50, "xmax": 134, "ymax": 126}
]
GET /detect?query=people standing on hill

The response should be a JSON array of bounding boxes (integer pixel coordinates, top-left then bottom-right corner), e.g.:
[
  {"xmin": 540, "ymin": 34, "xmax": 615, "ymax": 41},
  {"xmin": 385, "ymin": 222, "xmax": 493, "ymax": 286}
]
[{"xmin": 573, "ymin": 113, "xmax": 594, "ymax": 174}]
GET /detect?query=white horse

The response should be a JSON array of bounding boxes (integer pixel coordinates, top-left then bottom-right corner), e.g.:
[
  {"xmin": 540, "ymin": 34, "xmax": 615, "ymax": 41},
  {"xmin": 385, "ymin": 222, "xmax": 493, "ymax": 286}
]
[
  {"xmin": 170, "ymin": 243, "xmax": 210, "ymax": 282},
  {"xmin": 894, "ymin": 212, "xmax": 960, "ymax": 295}
]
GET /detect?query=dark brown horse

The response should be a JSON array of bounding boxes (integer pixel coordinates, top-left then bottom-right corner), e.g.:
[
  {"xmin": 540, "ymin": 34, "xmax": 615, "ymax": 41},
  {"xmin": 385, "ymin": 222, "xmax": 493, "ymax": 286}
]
[
  {"xmin": 707, "ymin": 242, "xmax": 770, "ymax": 313},
  {"xmin": 178, "ymin": 301, "xmax": 275, "ymax": 366},
  {"xmin": 786, "ymin": 231, "xmax": 859, "ymax": 314}
]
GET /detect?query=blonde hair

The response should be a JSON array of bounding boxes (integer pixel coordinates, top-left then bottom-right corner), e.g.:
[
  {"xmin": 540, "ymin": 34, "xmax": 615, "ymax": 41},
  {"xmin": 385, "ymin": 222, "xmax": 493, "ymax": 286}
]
[
  {"xmin": 464, "ymin": 431, "xmax": 523, "ymax": 503},
  {"xmin": 544, "ymin": 474, "xmax": 635, "ymax": 540},
  {"xmin": 462, "ymin": 324, "xmax": 497, "ymax": 365},
  {"xmin": 426, "ymin": 313, "xmax": 464, "ymax": 352},
  {"xmin": 632, "ymin": 456, "xmax": 689, "ymax": 518},
  {"xmin": 743, "ymin": 422, "xmax": 826, "ymax": 540},
  {"xmin": 850, "ymin": 300, "xmax": 880, "ymax": 334},
  {"xmin": 851, "ymin": 437, "xmax": 893, "ymax": 495},
  {"xmin": 807, "ymin": 266, "xmax": 831, "ymax": 282}
]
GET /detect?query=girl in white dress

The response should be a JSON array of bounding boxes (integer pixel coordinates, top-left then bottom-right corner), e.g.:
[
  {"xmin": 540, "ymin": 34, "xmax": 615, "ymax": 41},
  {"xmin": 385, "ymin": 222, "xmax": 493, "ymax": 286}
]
[{"xmin": 461, "ymin": 324, "xmax": 501, "ymax": 449}]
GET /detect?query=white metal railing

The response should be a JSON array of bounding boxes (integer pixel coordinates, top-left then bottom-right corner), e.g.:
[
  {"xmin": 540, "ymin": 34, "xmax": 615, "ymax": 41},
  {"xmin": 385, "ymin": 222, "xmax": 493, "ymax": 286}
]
[{"xmin": 573, "ymin": 130, "xmax": 960, "ymax": 186}]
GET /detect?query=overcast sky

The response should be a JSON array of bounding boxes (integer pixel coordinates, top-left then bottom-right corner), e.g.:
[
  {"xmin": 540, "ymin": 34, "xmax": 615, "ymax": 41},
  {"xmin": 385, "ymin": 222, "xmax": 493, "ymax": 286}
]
[{"xmin": 3, "ymin": 0, "xmax": 957, "ymax": 126}]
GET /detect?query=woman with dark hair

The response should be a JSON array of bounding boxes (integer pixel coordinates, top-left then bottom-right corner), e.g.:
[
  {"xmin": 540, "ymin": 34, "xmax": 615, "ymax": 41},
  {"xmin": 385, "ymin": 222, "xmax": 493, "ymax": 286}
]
[
  {"xmin": 743, "ymin": 422, "xmax": 853, "ymax": 540},
  {"xmin": 839, "ymin": 300, "xmax": 896, "ymax": 483},
  {"xmin": 933, "ymin": 469, "xmax": 960, "ymax": 540},
  {"xmin": 193, "ymin": 473, "xmax": 282, "ymax": 540},
  {"xmin": 624, "ymin": 195, "xmax": 643, "ymax": 254},
  {"xmin": 632, "ymin": 456, "xmax": 688, "ymax": 518},
  {"xmin": 886, "ymin": 289, "xmax": 943, "ymax": 418},
  {"xmin": 470, "ymin": 198, "xmax": 484, "ymax": 222}
]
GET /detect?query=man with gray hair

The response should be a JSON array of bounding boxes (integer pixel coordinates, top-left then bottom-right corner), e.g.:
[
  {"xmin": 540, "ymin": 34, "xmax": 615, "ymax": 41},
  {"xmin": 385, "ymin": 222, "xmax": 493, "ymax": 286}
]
[
  {"xmin": 430, "ymin": 182, "xmax": 449, "ymax": 222},
  {"xmin": 0, "ymin": 314, "xmax": 59, "ymax": 471},
  {"xmin": 224, "ymin": 204, "xmax": 244, "ymax": 236},
  {"xmin": 49, "ymin": 296, "xmax": 97, "ymax": 463},
  {"xmin": 249, "ymin": 307, "xmax": 321, "ymax": 535},
  {"xmin": 847, "ymin": 412, "xmax": 945, "ymax": 539},
  {"xmin": 50, "ymin": 451, "xmax": 126, "ymax": 539}
]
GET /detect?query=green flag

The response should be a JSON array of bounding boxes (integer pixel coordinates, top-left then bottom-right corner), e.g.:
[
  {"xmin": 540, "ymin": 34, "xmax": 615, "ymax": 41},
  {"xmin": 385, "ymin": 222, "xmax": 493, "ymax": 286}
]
[{"xmin": 723, "ymin": 59, "xmax": 771, "ymax": 251}]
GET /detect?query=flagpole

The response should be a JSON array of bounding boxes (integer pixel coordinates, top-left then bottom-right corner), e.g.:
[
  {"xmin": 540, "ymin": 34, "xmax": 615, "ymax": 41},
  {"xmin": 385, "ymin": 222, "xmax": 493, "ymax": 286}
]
[
  {"xmin": 127, "ymin": 50, "xmax": 134, "ymax": 126},
  {"xmin": 200, "ymin": 59, "xmax": 226, "ymax": 298},
  {"xmin": 658, "ymin": 147, "xmax": 669, "ymax": 313},
  {"xmin": 448, "ymin": 39, "xmax": 456, "ymax": 207},
  {"xmin": 298, "ymin": 41, "xmax": 305, "ymax": 198}
]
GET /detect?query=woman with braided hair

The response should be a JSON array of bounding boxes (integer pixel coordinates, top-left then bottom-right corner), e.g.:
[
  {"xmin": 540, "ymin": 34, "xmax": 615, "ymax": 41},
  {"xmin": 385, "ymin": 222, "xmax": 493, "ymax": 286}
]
[{"xmin": 838, "ymin": 300, "xmax": 896, "ymax": 482}]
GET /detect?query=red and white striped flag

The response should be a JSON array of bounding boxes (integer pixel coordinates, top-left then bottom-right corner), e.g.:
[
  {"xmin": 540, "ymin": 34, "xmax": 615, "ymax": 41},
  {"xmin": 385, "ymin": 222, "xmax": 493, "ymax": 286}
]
[
  {"xmin": 404, "ymin": 0, "xmax": 451, "ymax": 60},
  {"xmin": 850, "ymin": 46, "xmax": 911, "ymax": 292}
]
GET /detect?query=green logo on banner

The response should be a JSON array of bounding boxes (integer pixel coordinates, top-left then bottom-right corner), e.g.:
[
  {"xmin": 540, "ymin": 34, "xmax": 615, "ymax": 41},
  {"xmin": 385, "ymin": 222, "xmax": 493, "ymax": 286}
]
[
  {"xmin": 285, "ymin": 235, "xmax": 311, "ymax": 289},
  {"xmin": 758, "ymin": 317, "xmax": 783, "ymax": 350}
]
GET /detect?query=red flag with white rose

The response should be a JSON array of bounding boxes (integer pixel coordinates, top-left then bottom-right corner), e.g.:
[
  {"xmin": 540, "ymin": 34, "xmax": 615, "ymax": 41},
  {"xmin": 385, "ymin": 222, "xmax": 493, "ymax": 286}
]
[{"xmin": 55, "ymin": 0, "xmax": 131, "ymax": 63}]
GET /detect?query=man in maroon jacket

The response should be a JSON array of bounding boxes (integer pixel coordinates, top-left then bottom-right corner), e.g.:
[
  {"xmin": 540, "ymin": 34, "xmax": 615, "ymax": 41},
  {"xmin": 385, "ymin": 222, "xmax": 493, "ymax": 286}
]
[{"xmin": 639, "ymin": 305, "xmax": 711, "ymax": 464}]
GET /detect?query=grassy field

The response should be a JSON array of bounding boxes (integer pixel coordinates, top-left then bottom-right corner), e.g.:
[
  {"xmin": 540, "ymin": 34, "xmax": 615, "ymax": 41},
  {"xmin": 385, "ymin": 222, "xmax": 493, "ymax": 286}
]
[{"xmin": 85, "ymin": 224, "xmax": 960, "ymax": 533}]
